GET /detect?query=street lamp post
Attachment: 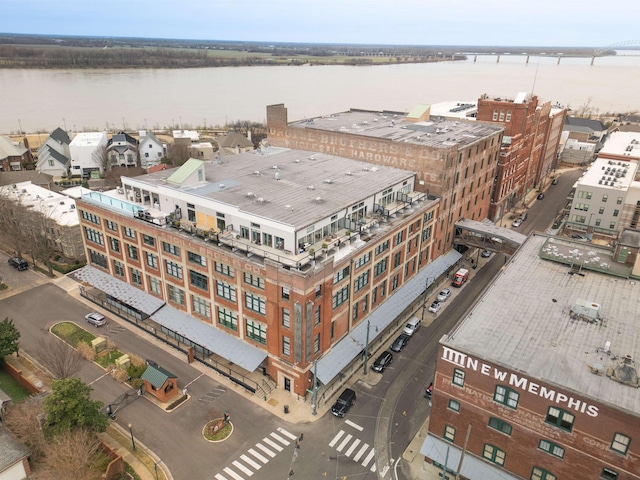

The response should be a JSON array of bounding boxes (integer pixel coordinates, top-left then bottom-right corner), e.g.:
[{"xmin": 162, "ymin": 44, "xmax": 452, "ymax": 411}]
[
  {"xmin": 154, "ymin": 462, "xmax": 159, "ymax": 480},
  {"xmin": 128, "ymin": 423, "xmax": 136, "ymax": 451}
]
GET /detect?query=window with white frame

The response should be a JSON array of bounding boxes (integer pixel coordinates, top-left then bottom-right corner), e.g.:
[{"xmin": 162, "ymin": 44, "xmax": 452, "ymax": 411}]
[
  {"xmin": 282, "ymin": 336, "xmax": 291, "ymax": 356},
  {"xmin": 214, "ymin": 261, "xmax": 234, "ymax": 277},
  {"xmin": 355, "ymin": 252, "xmax": 371, "ymax": 268},
  {"xmin": 106, "ymin": 220, "xmax": 117, "ymax": 231},
  {"xmin": 109, "ymin": 237, "xmax": 120, "ymax": 252}
]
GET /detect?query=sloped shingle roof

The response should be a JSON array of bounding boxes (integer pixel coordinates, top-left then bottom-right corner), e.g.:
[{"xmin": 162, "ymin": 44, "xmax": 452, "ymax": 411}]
[
  {"xmin": 0, "ymin": 425, "xmax": 29, "ymax": 473},
  {"xmin": 216, "ymin": 132, "xmax": 253, "ymax": 149},
  {"xmin": 141, "ymin": 364, "xmax": 176, "ymax": 389},
  {"xmin": 50, "ymin": 127, "xmax": 71, "ymax": 145},
  {"xmin": 565, "ymin": 116, "xmax": 605, "ymax": 131}
]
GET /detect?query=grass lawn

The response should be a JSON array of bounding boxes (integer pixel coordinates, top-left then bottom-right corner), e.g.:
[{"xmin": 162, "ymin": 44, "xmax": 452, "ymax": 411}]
[
  {"xmin": 51, "ymin": 321, "xmax": 96, "ymax": 347},
  {"xmin": 0, "ymin": 368, "xmax": 32, "ymax": 402}
]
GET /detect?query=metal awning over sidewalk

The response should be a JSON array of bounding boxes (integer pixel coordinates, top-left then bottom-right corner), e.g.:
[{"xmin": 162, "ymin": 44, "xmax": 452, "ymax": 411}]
[{"xmin": 315, "ymin": 250, "xmax": 462, "ymax": 384}]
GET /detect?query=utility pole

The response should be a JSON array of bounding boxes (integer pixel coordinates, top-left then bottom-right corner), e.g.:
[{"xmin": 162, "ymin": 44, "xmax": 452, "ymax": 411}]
[
  {"xmin": 455, "ymin": 424, "xmax": 472, "ymax": 479},
  {"xmin": 363, "ymin": 320, "xmax": 370, "ymax": 375},
  {"xmin": 421, "ymin": 277, "xmax": 431, "ymax": 318},
  {"xmin": 308, "ymin": 361, "xmax": 319, "ymax": 416}
]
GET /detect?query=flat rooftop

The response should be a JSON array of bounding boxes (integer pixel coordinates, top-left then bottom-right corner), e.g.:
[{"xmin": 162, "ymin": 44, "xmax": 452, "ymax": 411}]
[
  {"xmin": 444, "ymin": 233, "xmax": 640, "ymax": 414},
  {"xmin": 130, "ymin": 147, "xmax": 417, "ymax": 227},
  {"xmin": 578, "ymin": 157, "xmax": 637, "ymax": 190},
  {"xmin": 288, "ymin": 109, "xmax": 503, "ymax": 149},
  {"xmin": 70, "ymin": 131, "xmax": 105, "ymax": 147},
  {"xmin": 599, "ymin": 131, "xmax": 640, "ymax": 159},
  {"xmin": 0, "ymin": 181, "xmax": 79, "ymax": 226}
]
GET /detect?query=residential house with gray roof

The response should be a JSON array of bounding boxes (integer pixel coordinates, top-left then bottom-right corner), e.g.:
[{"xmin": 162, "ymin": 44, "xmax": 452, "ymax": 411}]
[
  {"xmin": 107, "ymin": 132, "xmax": 139, "ymax": 170},
  {"xmin": 36, "ymin": 127, "xmax": 71, "ymax": 178},
  {"xmin": 0, "ymin": 136, "xmax": 28, "ymax": 172},
  {"xmin": 0, "ymin": 425, "xmax": 31, "ymax": 479},
  {"xmin": 138, "ymin": 131, "xmax": 165, "ymax": 169}
]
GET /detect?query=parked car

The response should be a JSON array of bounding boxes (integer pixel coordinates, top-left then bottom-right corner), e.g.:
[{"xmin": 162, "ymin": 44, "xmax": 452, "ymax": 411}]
[
  {"xmin": 402, "ymin": 317, "xmax": 421, "ymax": 336},
  {"xmin": 331, "ymin": 388, "xmax": 356, "ymax": 417},
  {"xmin": 512, "ymin": 218, "xmax": 523, "ymax": 228},
  {"xmin": 571, "ymin": 234, "xmax": 588, "ymax": 241},
  {"xmin": 390, "ymin": 334, "xmax": 410, "ymax": 353},
  {"xmin": 372, "ymin": 351, "xmax": 393, "ymax": 373},
  {"xmin": 481, "ymin": 250, "xmax": 492, "ymax": 258},
  {"xmin": 428, "ymin": 301, "xmax": 441, "ymax": 313},
  {"xmin": 518, "ymin": 211, "xmax": 528, "ymax": 221},
  {"xmin": 537, "ymin": 193, "xmax": 545, "ymax": 200},
  {"xmin": 85, "ymin": 312, "xmax": 106, "ymax": 327},
  {"xmin": 551, "ymin": 178, "xmax": 558, "ymax": 185},
  {"xmin": 7, "ymin": 257, "xmax": 28, "ymax": 271},
  {"xmin": 436, "ymin": 288, "xmax": 451, "ymax": 302}
]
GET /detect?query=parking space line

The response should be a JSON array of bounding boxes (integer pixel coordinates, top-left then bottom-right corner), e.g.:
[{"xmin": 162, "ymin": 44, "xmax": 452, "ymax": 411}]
[
  {"xmin": 345, "ymin": 419, "xmax": 364, "ymax": 431},
  {"xmin": 329, "ymin": 430, "xmax": 345, "ymax": 447}
]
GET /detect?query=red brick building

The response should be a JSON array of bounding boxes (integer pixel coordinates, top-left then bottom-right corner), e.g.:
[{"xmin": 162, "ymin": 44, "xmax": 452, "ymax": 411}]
[
  {"xmin": 267, "ymin": 104, "xmax": 503, "ymax": 258},
  {"xmin": 422, "ymin": 234, "xmax": 640, "ymax": 480}
]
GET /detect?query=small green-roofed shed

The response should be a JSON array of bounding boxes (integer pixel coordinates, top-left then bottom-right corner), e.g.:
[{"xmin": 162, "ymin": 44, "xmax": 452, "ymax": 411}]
[
  {"xmin": 141, "ymin": 364, "xmax": 179, "ymax": 402},
  {"xmin": 167, "ymin": 158, "xmax": 205, "ymax": 186}
]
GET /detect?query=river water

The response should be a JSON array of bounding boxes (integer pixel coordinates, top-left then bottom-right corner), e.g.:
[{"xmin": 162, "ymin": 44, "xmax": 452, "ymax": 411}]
[{"xmin": 1, "ymin": 52, "xmax": 639, "ymax": 135}]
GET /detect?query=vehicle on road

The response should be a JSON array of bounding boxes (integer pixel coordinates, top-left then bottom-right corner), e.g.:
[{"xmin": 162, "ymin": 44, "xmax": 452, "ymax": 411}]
[
  {"xmin": 512, "ymin": 218, "xmax": 523, "ymax": 228},
  {"xmin": 390, "ymin": 334, "xmax": 410, "ymax": 352},
  {"xmin": 331, "ymin": 388, "xmax": 356, "ymax": 417},
  {"xmin": 537, "ymin": 193, "xmax": 545, "ymax": 200},
  {"xmin": 7, "ymin": 257, "xmax": 28, "ymax": 271},
  {"xmin": 428, "ymin": 301, "xmax": 441, "ymax": 313},
  {"xmin": 436, "ymin": 288, "xmax": 451, "ymax": 302},
  {"xmin": 402, "ymin": 317, "xmax": 421, "ymax": 336},
  {"xmin": 85, "ymin": 312, "xmax": 106, "ymax": 327},
  {"xmin": 372, "ymin": 351, "xmax": 393, "ymax": 373},
  {"xmin": 452, "ymin": 268, "xmax": 469, "ymax": 288},
  {"xmin": 551, "ymin": 178, "xmax": 558, "ymax": 185},
  {"xmin": 571, "ymin": 234, "xmax": 588, "ymax": 241},
  {"xmin": 518, "ymin": 211, "xmax": 528, "ymax": 221},
  {"xmin": 481, "ymin": 250, "xmax": 492, "ymax": 258}
]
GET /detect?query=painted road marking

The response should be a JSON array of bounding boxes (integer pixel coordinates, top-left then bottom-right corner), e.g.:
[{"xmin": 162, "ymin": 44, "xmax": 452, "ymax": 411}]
[
  {"xmin": 270, "ymin": 432, "xmax": 290, "ymax": 446},
  {"xmin": 353, "ymin": 443, "xmax": 369, "ymax": 462},
  {"xmin": 277, "ymin": 427, "xmax": 298, "ymax": 440},
  {"xmin": 240, "ymin": 454, "xmax": 261, "ymax": 471},
  {"xmin": 345, "ymin": 438, "xmax": 361, "ymax": 456},
  {"xmin": 329, "ymin": 430, "xmax": 345, "ymax": 447},
  {"xmin": 362, "ymin": 449, "xmax": 376, "ymax": 468},
  {"xmin": 232, "ymin": 460, "xmax": 253, "ymax": 476},
  {"xmin": 256, "ymin": 443, "xmax": 276, "ymax": 458},
  {"xmin": 337, "ymin": 434, "xmax": 353, "ymax": 452},
  {"xmin": 263, "ymin": 437, "xmax": 283, "ymax": 452},
  {"xmin": 248, "ymin": 448, "xmax": 268, "ymax": 464},
  {"xmin": 345, "ymin": 419, "xmax": 364, "ymax": 431},
  {"xmin": 222, "ymin": 467, "xmax": 243, "ymax": 480},
  {"xmin": 214, "ymin": 474, "xmax": 228, "ymax": 480}
]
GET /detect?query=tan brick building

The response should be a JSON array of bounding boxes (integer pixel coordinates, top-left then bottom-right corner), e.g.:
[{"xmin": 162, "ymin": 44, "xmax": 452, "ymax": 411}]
[{"xmin": 267, "ymin": 104, "xmax": 503, "ymax": 258}]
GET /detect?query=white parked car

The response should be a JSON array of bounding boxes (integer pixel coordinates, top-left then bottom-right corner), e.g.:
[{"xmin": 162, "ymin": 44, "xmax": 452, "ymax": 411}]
[
  {"xmin": 85, "ymin": 312, "xmax": 106, "ymax": 327},
  {"xmin": 512, "ymin": 218, "xmax": 523, "ymax": 228},
  {"xmin": 428, "ymin": 301, "xmax": 441, "ymax": 313},
  {"xmin": 436, "ymin": 289, "xmax": 451, "ymax": 302}
]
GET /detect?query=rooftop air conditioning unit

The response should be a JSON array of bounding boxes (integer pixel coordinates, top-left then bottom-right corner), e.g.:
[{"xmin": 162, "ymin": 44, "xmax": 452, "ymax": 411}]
[
  {"xmin": 324, "ymin": 179, "xmax": 332, "ymax": 184},
  {"xmin": 307, "ymin": 185, "xmax": 314, "ymax": 190}
]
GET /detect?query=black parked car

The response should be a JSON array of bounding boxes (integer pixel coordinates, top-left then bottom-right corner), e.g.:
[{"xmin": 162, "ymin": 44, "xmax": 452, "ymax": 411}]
[
  {"xmin": 372, "ymin": 351, "xmax": 393, "ymax": 373},
  {"xmin": 7, "ymin": 257, "xmax": 28, "ymax": 271},
  {"xmin": 331, "ymin": 388, "xmax": 356, "ymax": 417},
  {"xmin": 390, "ymin": 334, "xmax": 410, "ymax": 353}
]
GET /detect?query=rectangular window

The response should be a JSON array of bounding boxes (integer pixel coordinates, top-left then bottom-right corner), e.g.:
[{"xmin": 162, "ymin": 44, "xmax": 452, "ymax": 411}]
[
  {"xmin": 282, "ymin": 308, "xmax": 290, "ymax": 328},
  {"xmin": 282, "ymin": 336, "xmax": 291, "ymax": 356},
  {"xmin": 123, "ymin": 226, "xmax": 136, "ymax": 239},
  {"xmin": 393, "ymin": 251, "xmax": 402, "ymax": 268},
  {"xmin": 190, "ymin": 270, "xmax": 208, "ymax": 290},
  {"xmin": 602, "ymin": 194, "xmax": 608, "ymax": 202},
  {"xmin": 165, "ymin": 260, "xmax": 183, "ymax": 279},
  {"xmin": 127, "ymin": 244, "xmax": 138, "ymax": 260},
  {"xmin": 109, "ymin": 237, "xmax": 120, "ymax": 252},
  {"xmin": 81, "ymin": 210, "xmax": 101, "ymax": 225},
  {"xmin": 130, "ymin": 268, "xmax": 142, "ymax": 286},
  {"xmin": 452, "ymin": 368, "xmax": 465, "ymax": 387},
  {"xmin": 333, "ymin": 266, "xmax": 350, "ymax": 284},
  {"xmin": 192, "ymin": 295, "xmax": 211, "ymax": 317},
  {"xmin": 315, "ymin": 284, "xmax": 322, "ymax": 298},
  {"xmin": 599, "ymin": 207, "xmax": 605, "ymax": 214},
  {"xmin": 448, "ymin": 399, "xmax": 460, "ymax": 412},
  {"xmin": 443, "ymin": 425, "xmax": 455, "ymax": 442},
  {"xmin": 85, "ymin": 227, "xmax": 104, "ymax": 245},
  {"xmin": 545, "ymin": 406, "xmax": 574, "ymax": 432},
  {"xmin": 488, "ymin": 417, "xmax": 512, "ymax": 436},
  {"xmin": 375, "ymin": 240, "xmax": 390, "ymax": 255},
  {"xmin": 617, "ymin": 197, "xmax": 623, "ymax": 205},
  {"xmin": 246, "ymin": 318, "xmax": 266, "ymax": 345},
  {"xmin": 216, "ymin": 280, "xmax": 236, "ymax": 303},
  {"xmin": 538, "ymin": 439, "xmax": 565, "ymax": 459},
  {"xmin": 113, "ymin": 260, "xmax": 124, "ymax": 277},
  {"xmin": 530, "ymin": 467, "xmax": 556, "ymax": 480},
  {"xmin": 106, "ymin": 220, "xmax": 117, "ymax": 231},
  {"xmin": 188, "ymin": 251, "xmax": 207, "ymax": 267},
  {"xmin": 143, "ymin": 234, "xmax": 155, "ymax": 247},
  {"xmin": 611, "ymin": 433, "xmax": 630, "ymax": 455},
  {"xmin": 217, "ymin": 307, "xmax": 237, "ymax": 330},
  {"xmin": 314, "ymin": 333, "xmax": 320, "ymax": 353},
  {"xmin": 282, "ymin": 287, "xmax": 290, "ymax": 300},
  {"xmin": 332, "ymin": 286, "xmax": 349, "ymax": 308},
  {"xmin": 244, "ymin": 272, "xmax": 265, "ymax": 289},
  {"xmin": 354, "ymin": 271, "xmax": 370, "ymax": 292},
  {"xmin": 245, "ymin": 292, "xmax": 266, "ymax": 314},
  {"xmin": 355, "ymin": 252, "xmax": 371, "ymax": 268},
  {"xmin": 145, "ymin": 252, "xmax": 158, "ymax": 269},
  {"xmin": 315, "ymin": 306, "xmax": 321, "ymax": 325},
  {"xmin": 391, "ymin": 274, "xmax": 399, "ymax": 291},
  {"xmin": 163, "ymin": 241, "xmax": 180, "ymax": 256},
  {"xmin": 482, "ymin": 444, "xmax": 505, "ymax": 466},
  {"xmin": 395, "ymin": 230, "xmax": 404, "ymax": 245},
  {"xmin": 494, "ymin": 385, "xmax": 519, "ymax": 409},
  {"xmin": 613, "ymin": 209, "xmax": 619, "ymax": 217},
  {"xmin": 89, "ymin": 250, "xmax": 108, "ymax": 268},
  {"xmin": 148, "ymin": 276, "xmax": 161, "ymax": 295},
  {"xmin": 215, "ymin": 261, "xmax": 234, "ymax": 278},
  {"xmin": 601, "ymin": 468, "xmax": 618, "ymax": 480},
  {"xmin": 167, "ymin": 284, "xmax": 184, "ymax": 305}
]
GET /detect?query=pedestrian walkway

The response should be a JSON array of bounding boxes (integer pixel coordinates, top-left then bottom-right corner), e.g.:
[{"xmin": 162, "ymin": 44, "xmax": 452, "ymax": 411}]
[
  {"xmin": 328, "ymin": 428, "xmax": 379, "ymax": 472},
  {"xmin": 213, "ymin": 427, "xmax": 298, "ymax": 480}
]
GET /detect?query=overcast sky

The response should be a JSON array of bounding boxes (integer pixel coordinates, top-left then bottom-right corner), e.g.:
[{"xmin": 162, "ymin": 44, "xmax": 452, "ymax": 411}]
[{"xmin": 0, "ymin": 0, "xmax": 636, "ymax": 47}]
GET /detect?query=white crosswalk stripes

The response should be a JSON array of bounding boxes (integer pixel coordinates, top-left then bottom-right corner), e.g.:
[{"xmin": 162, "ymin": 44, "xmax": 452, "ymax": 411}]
[
  {"xmin": 214, "ymin": 427, "xmax": 296, "ymax": 479},
  {"xmin": 329, "ymin": 430, "xmax": 378, "ymax": 472}
]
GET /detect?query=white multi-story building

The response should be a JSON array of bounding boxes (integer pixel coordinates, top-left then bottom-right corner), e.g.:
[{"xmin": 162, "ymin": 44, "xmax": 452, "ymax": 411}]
[
  {"xmin": 597, "ymin": 131, "xmax": 640, "ymax": 163},
  {"xmin": 69, "ymin": 132, "xmax": 107, "ymax": 178},
  {"xmin": 138, "ymin": 131, "xmax": 165, "ymax": 168}
]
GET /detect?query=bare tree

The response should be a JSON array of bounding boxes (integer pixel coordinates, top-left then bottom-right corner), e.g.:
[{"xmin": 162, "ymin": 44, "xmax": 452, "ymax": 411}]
[
  {"xmin": 167, "ymin": 143, "xmax": 190, "ymax": 166},
  {"xmin": 37, "ymin": 338, "xmax": 83, "ymax": 379},
  {"xmin": 0, "ymin": 187, "xmax": 31, "ymax": 257},
  {"xmin": 4, "ymin": 396, "xmax": 47, "ymax": 460},
  {"xmin": 36, "ymin": 428, "xmax": 104, "ymax": 480}
]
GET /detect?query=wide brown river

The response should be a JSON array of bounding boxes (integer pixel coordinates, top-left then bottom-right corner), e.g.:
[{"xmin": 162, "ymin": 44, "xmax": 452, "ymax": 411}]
[{"xmin": 1, "ymin": 52, "xmax": 639, "ymax": 134}]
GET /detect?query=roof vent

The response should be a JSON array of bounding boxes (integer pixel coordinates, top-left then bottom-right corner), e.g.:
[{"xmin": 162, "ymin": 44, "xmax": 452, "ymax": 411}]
[
  {"xmin": 218, "ymin": 183, "xmax": 225, "ymax": 189},
  {"xmin": 307, "ymin": 185, "xmax": 314, "ymax": 190},
  {"xmin": 345, "ymin": 171, "xmax": 352, "ymax": 176},
  {"xmin": 254, "ymin": 170, "xmax": 260, "ymax": 175},
  {"xmin": 324, "ymin": 179, "xmax": 333, "ymax": 184},
  {"xmin": 246, "ymin": 192, "xmax": 255, "ymax": 198},
  {"xmin": 257, "ymin": 197, "xmax": 265, "ymax": 204},
  {"xmin": 275, "ymin": 172, "xmax": 281, "ymax": 181},
  {"xmin": 272, "ymin": 165, "xmax": 278, "ymax": 170},
  {"xmin": 315, "ymin": 196, "xmax": 322, "ymax": 203}
]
